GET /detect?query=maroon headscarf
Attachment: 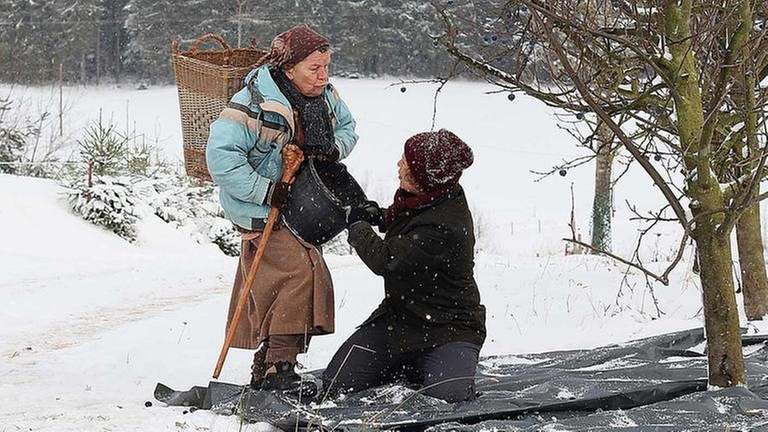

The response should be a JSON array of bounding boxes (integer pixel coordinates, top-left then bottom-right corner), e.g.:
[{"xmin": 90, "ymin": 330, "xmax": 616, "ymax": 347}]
[{"xmin": 265, "ymin": 24, "xmax": 330, "ymax": 69}]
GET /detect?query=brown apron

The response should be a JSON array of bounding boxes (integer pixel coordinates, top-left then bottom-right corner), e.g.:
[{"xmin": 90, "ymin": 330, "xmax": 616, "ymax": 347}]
[{"xmin": 225, "ymin": 228, "xmax": 335, "ymax": 349}]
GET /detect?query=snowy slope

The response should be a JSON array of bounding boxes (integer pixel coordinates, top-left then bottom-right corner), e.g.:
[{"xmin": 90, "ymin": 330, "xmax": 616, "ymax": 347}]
[
  {"xmin": 0, "ymin": 80, "xmax": 727, "ymax": 431},
  {"xmin": 0, "ymin": 175, "xmax": 705, "ymax": 432}
]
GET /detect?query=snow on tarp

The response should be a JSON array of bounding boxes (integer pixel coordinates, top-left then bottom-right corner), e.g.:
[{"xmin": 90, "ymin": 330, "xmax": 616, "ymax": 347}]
[{"xmin": 155, "ymin": 329, "xmax": 768, "ymax": 431}]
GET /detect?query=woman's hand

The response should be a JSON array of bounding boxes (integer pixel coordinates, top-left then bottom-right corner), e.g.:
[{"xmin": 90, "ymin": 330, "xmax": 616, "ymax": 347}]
[{"xmin": 346, "ymin": 200, "xmax": 384, "ymax": 228}]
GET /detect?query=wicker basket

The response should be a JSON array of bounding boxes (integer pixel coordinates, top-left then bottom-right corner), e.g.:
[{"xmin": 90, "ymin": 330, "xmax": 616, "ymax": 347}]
[{"xmin": 172, "ymin": 34, "xmax": 268, "ymax": 181}]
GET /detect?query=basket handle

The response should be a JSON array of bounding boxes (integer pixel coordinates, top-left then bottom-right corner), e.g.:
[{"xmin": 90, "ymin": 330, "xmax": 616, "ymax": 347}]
[
  {"xmin": 188, "ymin": 34, "xmax": 231, "ymax": 54},
  {"xmin": 247, "ymin": 52, "xmax": 271, "ymax": 70}
]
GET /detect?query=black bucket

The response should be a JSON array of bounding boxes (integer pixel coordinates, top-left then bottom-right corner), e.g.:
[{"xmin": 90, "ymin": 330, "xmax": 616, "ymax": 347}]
[{"xmin": 282, "ymin": 159, "xmax": 367, "ymax": 246}]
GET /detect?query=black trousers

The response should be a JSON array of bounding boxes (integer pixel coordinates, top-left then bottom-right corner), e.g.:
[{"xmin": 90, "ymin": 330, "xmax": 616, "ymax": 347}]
[{"xmin": 322, "ymin": 320, "xmax": 481, "ymax": 403}]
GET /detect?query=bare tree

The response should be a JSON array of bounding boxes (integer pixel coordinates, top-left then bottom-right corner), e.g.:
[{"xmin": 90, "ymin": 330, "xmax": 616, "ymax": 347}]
[{"xmin": 432, "ymin": 0, "xmax": 768, "ymax": 387}]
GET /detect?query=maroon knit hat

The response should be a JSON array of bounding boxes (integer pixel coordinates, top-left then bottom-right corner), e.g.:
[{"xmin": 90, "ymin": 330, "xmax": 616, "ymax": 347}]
[
  {"xmin": 266, "ymin": 24, "xmax": 330, "ymax": 69},
  {"xmin": 404, "ymin": 129, "xmax": 474, "ymax": 192}
]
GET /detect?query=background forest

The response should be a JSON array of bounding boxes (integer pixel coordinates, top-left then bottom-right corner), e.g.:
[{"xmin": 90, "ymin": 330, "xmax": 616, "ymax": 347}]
[{"xmin": 0, "ymin": 1, "xmax": 484, "ymax": 83}]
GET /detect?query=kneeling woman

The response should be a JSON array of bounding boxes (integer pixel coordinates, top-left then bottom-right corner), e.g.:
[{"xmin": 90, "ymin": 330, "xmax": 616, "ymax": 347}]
[{"xmin": 323, "ymin": 129, "xmax": 486, "ymax": 403}]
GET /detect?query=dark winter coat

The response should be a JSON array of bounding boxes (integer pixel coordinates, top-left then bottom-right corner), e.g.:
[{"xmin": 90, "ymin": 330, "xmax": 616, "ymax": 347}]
[{"xmin": 347, "ymin": 186, "xmax": 486, "ymax": 353}]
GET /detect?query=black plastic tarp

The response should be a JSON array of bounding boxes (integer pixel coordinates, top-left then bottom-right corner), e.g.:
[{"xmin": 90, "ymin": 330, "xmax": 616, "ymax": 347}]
[{"xmin": 155, "ymin": 329, "xmax": 768, "ymax": 431}]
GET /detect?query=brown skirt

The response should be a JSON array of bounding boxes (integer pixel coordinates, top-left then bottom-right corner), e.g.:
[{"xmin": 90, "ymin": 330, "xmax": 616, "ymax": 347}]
[{"xmin": 225, "ymin": 228, "xmax": 334, "ymax": 349}]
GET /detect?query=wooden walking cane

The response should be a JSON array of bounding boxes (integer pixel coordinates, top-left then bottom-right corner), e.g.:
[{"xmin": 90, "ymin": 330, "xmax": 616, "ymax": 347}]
[{"xmin": 212, "ymin": 145, "xmax": 304, "ymax": 379}]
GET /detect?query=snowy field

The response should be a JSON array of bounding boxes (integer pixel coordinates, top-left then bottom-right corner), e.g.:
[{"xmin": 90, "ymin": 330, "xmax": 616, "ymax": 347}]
[{"xmin": 0, "ymin": 78, "xmax": 747, "ymax": 431}]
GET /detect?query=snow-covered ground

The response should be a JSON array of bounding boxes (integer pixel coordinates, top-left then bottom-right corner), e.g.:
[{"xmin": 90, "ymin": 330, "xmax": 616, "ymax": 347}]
[{"xmin": 0, "ymin": 78, "xmax": 740, "ymax": 431}]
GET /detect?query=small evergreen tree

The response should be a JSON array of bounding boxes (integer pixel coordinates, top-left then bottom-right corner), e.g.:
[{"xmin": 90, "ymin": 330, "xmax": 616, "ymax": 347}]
[
  {"xmin": 77, "ymin": 114, "xmax": 129, "ymax": 176},
  {"xmin": 0, "ymin": 102, "xmax": 26, "ymax": 174},
  {"xmin": 68, "ymin": 176, "xmax": 139, "ymax": 242},
  {"xmin": 0, "ymin": 96, "xmax": 39, "ymax": 175}
]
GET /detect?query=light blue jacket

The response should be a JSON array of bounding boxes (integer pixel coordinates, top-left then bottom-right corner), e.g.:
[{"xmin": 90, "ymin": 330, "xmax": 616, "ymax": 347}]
[{"xmin": 206, "ymin": 65, "xmax": 358, "ymax": 230}]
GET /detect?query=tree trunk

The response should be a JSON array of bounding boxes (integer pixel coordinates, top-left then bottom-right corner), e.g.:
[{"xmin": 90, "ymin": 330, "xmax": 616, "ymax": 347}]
[
  {"xmin": 591, "ymin": 122, "xmax": 613, "ymax": 253},
  {"xmin": 665, "ymin": 0, "xmax": 746, "ymax": 387},
  {"xmin": 114, "ymin": 30, "xmax": 121, "ymax": 83},
  {"xmin": 736, "ymin": 204, "xmax": 768, "ymax": 320},
  {"xmin": 734, "ymin": 17, "xmax": 768, "ymax": 321},
  {"xmin": 80, "ymin": 53, "xmax": 86, "ymax": 85},
  {"xmin": 695, "ymin": 231, "xmax": 747, "ymax": 387},
  {"xmin": 96, "ymin": 20, "xmax": 101, "ymax": 85}
]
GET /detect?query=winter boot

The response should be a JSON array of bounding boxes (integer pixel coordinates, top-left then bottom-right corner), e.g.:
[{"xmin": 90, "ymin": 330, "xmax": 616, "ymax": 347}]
[
  {"xmin": 249, "ymin": 343, "xmax": 269, "ymax": 389},
  {"xmin": 260, "ymin": 361, "xmax": 318, "ymax": 398}
]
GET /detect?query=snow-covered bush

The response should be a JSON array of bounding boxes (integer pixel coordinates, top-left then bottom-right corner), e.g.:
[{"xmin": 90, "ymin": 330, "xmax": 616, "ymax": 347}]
[
  {"xmin": 64, "ymin": 168, "xmax": 241, "ymax": 253},
  {"xmin": 209, "ymin": 217, "xmax": 240, "ymax": 256},
  {"xmin": 63, "ymin": 168, "xmax": 364, "ymax": 256},
  {"xmin": 0, "ymin": 98, "xmax": 25, "ymax": 173},
  {"xmin": 134, "ymin": 175, "xmax": 241, "ymax": 256},
  {"xmin": 68, "ymin": 176, "xmax": 139, "ymax": 242},
  {"xmin": 0, "ymin": 96, "xmax": 42, "ymax": 176},
  {"xmin": 0, "ymin": 129, "xmax": 24, "ymax": 174},
  {"xmin": 323, "ymin": 230, "xmax": 354, "ymax": 255}
]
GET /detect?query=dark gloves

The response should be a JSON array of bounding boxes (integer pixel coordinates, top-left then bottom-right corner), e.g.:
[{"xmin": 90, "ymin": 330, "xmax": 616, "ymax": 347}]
[
  {"xmin": 266, "ymin": 181, "xmax": 292, "ymax": 208},
  {"xmin": 346, "ymin": 200, "xmax": 384, "ymax": 228}
]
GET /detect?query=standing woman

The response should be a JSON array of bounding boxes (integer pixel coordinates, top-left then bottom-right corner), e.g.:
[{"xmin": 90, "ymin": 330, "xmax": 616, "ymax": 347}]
[
  {"xmin": 323, "ymin": 129, "xmax": 486, "ymax": 403},
  {"xmin": 206, "ymin": 24, "xmax": 358, "ymax": 394}
]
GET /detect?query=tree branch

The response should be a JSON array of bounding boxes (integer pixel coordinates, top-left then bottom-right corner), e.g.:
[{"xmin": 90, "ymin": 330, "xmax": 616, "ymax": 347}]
[
  {"xmin": 561, "ymin": 237, "xmax": 670, "ymax": 285},
  {"xmin": 530, "ymin": 5, "xmax": 690, "ymax": 231}
]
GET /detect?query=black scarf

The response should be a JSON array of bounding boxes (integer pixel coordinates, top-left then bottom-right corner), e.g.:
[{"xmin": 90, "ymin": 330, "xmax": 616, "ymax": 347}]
[
  {"xmin": 384, "ymin": 185, "xmax": 457, "ymax": 227},
  {"xmin": 271, "ymin": 68, "xmax": 335, "ymax": 156}
]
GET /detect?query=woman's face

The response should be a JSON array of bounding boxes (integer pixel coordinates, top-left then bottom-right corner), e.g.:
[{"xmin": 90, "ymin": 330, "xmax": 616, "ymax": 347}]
[
  {"xmin": 398, "ymin": 155, "xmax": 422, "ymax": 194},
  {"xmin": 284, "ymin": 49, "xmax": 331, "ymax": 98}
]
